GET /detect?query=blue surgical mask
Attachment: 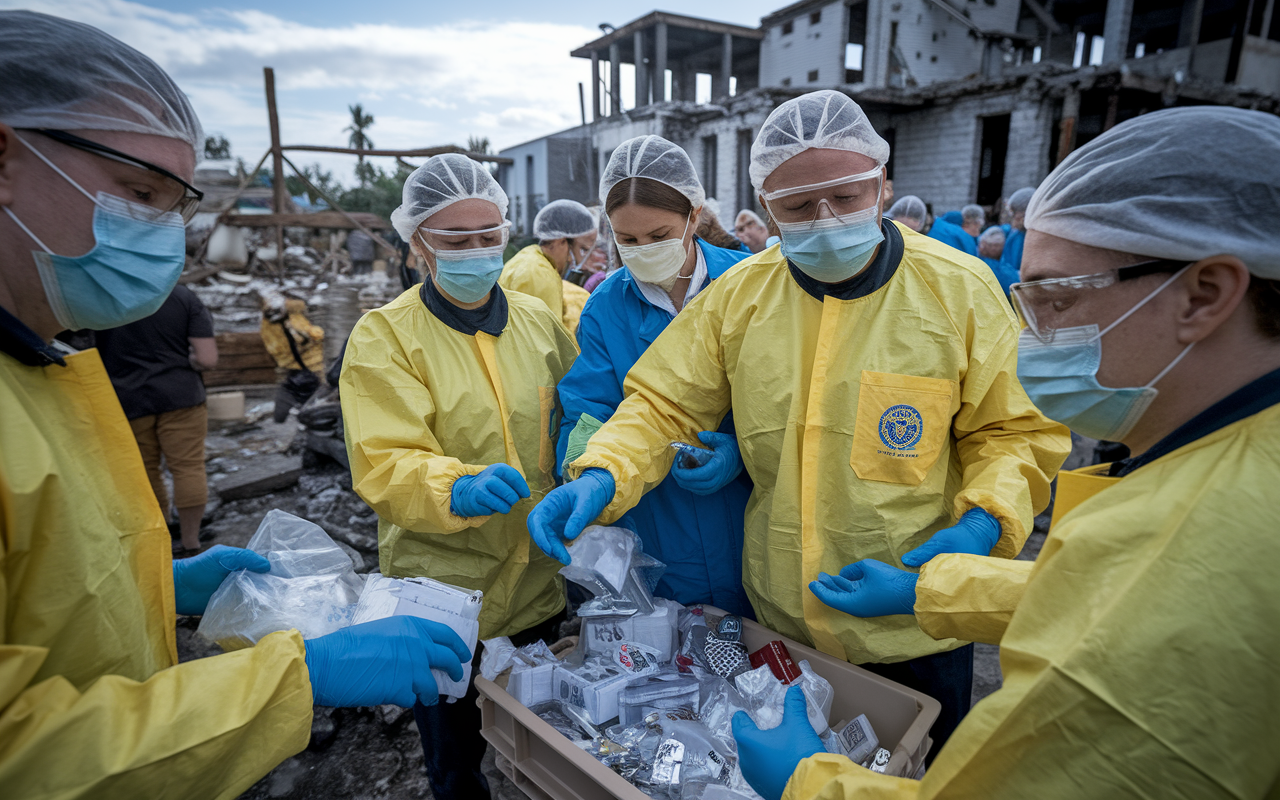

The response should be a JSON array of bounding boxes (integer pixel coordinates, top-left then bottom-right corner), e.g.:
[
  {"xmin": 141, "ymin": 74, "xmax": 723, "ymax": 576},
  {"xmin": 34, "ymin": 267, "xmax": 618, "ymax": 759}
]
[
  {"xmin": 1016, "ymin": 268, "xmax": 1194, "ymax": 441},
  {"xmin": 425, "ymin": 240, "xmax": 505, "ymax": 304},
  {"xmin": 777, "ymin": 204, "xmax": 884, "ymax": 283},
  {"xmin": 3, "ymin": 136, "xmax": 187, "ymax": 331}
]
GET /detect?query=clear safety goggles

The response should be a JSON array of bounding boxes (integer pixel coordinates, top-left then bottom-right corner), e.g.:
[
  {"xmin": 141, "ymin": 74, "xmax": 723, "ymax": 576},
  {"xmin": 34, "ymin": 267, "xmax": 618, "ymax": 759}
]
[
  {"xmin": 30, "ymin": 129, "xmax": 204, "ymax": 222},
  {"xmin": 1010, "ymin": 259, "xmax": 1191, "ymax": 343},
  {"xmin": 416, "ymin": 220, "xmax": 511, "ymax": 252},
  {"xmin": 760, "ymin": 168, "xmax": 883, "ymax": 227}
]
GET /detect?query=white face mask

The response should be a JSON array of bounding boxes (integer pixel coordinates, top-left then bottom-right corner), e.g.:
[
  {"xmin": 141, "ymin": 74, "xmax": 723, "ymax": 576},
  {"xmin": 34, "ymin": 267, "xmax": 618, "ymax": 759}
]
[{"xmin": 616, "ymin": 214, "xmax": 691, "ymax": 291}]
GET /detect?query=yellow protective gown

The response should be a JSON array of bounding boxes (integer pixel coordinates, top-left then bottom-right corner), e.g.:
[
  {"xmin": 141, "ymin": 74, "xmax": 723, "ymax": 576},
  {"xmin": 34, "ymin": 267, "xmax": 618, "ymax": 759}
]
[
  {"xmin": 572, "ymin": 225, "xmax": 1069, "ymax": 664},
  {"xmin": 261, "ymin": 301, "xmax": 325, "ymax": 374},
  {"xmin": 498, "ymin": 244, "xmax": 588, "ymax": 334},
  {"xmin": 0, "ymin": 348, "xmax": 312, "ymax": 799},
  {"xmin": 562, "ymin": 279, "xmax": 591, "ymax": 336},
  {"xmin": 781, "ymin": 402, "xmax": 1280, "ymax": 799},
  {"xmin": 341, "ymin": 287, "xmax": 579, "ymax": 639}
]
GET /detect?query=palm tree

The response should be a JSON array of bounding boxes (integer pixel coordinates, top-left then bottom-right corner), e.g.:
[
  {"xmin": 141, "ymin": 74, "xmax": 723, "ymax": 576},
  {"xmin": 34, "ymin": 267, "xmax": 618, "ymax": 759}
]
[
  {"xmin": 466, "ymin": 135, "xmax": 491, "ymax": 155},
  {"xmin": 345, "ymin": 103, "xmax": 375, "ymax": 164}
]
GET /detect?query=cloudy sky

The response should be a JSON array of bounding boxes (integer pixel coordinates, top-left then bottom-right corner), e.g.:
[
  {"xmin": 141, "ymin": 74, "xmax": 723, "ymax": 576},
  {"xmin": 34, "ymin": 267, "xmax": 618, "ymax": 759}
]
[{"xmin": 4, "ymin": 0, "xmax": 780, "ymax": 186}]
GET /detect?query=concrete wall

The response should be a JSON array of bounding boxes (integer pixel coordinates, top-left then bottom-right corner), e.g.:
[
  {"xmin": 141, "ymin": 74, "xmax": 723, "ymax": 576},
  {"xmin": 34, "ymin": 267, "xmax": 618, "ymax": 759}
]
[
  {"xmin": 760, "ymin": 1, "xmax": 848, "ymax": 88},
  {"xmin": 865, "ymin": 0, "xmax": 1021, "ymax": 88},
  {"xmin": 1238, "ymin": 36, "xmax": 1280, "ymax": 95},
  {"xmin": 883, "ymin": 88, "xmax": 1053, "ymax": 212},
  {"xmin": 497, "ymin": 138, "xmax": 548, "ymax": 235}
]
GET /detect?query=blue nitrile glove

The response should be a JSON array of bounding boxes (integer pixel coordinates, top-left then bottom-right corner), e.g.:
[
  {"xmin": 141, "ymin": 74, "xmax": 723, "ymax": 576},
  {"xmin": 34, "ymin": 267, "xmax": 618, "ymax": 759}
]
[
  {"xmin": 732, "ymin": 685, "xmax": 826, "ymax": 800},
  {"xmin": 527, "ymin": 468, "xmax": 615, "ymax": 566},
  {"xmin": 450, "ymin": 463, "xmax": 531, "ymax": 518},
  {"xmin": 901, "ymin": 507, "xmax": 1002, "ymax": 567},
  {"xmin": 172, "ymin": 544, "xmax": 271, "ymax": 616},
  {"xmin": 303, "ymin": 616, "xmax": 471, "ymax": 708},
  {"xmin": 669, "ymin": 431, "xmax": 744, "ymax": 496},
  {"xmin": 810, "ymin": 559, "xmax": 919, "ymax": 618}
]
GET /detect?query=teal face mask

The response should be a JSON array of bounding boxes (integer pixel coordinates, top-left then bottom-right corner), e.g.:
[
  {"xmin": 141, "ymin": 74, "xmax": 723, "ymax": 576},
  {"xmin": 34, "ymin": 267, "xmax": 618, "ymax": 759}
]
[
  {"xmin": 776, "ymin": 204, "xmax": 884, "ymax": 283},
  {"xmin": 430, "ymin": 243, "xmax": 506, "ymax": 304},
  {"xmin": 3, "ymin": 138, "xmax": 186, "ymax": 331},
  {"xmin": 1016, "ymin": 268, "xmax": 1193, "ymax": 441}
]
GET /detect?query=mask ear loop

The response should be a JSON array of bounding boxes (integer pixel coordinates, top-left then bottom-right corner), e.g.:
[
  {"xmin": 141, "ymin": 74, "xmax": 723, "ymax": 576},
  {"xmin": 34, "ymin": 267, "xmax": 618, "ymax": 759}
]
[
  {"xmin": 1092, "ymin": 265, "xmax": 1192, "ymax": 342},
  {"xmin": 13, "ymin": 134, "xmax": 98, "ymax": 205},
  {"xmin": 4, "ymin": 134, "xmax": 104, "ymax": 254}
]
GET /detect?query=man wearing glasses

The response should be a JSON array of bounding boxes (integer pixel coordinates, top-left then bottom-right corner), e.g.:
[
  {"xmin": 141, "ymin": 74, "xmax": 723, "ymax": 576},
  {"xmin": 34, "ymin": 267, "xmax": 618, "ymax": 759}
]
[
  {"xmin": 728, "ymin": 105, "xmax": 1280, "ymax": 800},
  {"xmin": 529, "ymin": 90, "xmax": 1071, "ymax": 752},
  {"xmin": 0, "ymin": 12, "xmax": 471, "ymax": 797}
]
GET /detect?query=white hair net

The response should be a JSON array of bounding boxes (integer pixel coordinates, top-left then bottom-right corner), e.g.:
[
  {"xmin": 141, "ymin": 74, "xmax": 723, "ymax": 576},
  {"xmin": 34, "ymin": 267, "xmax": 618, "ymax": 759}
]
[
  {"xmin": 885, "ymin": 195, "xmax": 926, "ymax": 222},
  {"xmin": 1026, "ymin": 106, "xmax": 1280, "ymax": 278},
  {"xmin": 750, "ymin": 90, "xmax": 889, "ymax": 190},
  {"xmin": 391, "ymin": 153, "xmax": 509, "ymax": 242},
  {"xmin": 599, "ymin": 135, "xmax": 706, "ymax": 211},
  {"xmin": 534, "ymin": 199, "xmax": 596, "ymax": 241},
  {"xmin": 1007, "ymin": 187, "xmax": 1036, "ymax": 214},
  {"xmin": 736, "ymin": 209, "xmax": 765, "ymax": 228},
  {"xmin": 0, "ymin": 11, "xmax": 203, "ymax": 153},
  {"xmin": 979, "ymin": 226, "xmax": 1006, "ymax": 245},
  {"xmin": 961, "ymin": 204, "xmax": 985, "ymax": 225}
]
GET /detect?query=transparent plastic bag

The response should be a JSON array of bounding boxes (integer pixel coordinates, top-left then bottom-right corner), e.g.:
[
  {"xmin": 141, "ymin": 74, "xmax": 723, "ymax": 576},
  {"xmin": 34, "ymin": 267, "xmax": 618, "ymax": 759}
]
[
  {"xmin": 561, "ymin": 525, "xmax": 666, "ymax": 617},
  {"xmin": 197, "ymin": 510, "xmax": 362, "ymax": 650}
]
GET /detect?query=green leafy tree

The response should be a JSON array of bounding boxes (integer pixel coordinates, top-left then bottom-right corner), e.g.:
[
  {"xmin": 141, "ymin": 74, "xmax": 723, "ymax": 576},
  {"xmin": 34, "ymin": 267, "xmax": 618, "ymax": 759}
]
[
  {"xmin": 339, "ymin": 161, "xmax": 414, "ymax": 221},
  {"xmin": 345, "ymin": 103, "xmax": 375, "ymax": 185},
  {"xmin": 204, "ymin": 135, "xmax": 231, "ymax": 160},
  {"xmin": 285, "ymin": 162, "xmax": 340, "ymax": 205},
  {"xmin": 466, "ymin": 135, "xmax": 491, "ymax": 154}
]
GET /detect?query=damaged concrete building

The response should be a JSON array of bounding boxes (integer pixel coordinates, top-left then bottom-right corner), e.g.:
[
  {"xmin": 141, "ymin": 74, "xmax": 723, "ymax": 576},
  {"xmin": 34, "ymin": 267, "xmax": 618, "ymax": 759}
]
[{"xmin": 498, "ymin": 0, "xmax": 1280, "ymax": 229}]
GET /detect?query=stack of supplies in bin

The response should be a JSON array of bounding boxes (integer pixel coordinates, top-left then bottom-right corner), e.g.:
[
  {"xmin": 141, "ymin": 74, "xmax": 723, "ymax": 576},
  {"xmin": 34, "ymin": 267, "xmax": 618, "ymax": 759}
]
[
  {"xmin": 478, "ymin": 526, "xmax": 898, "ymax": 799},
  {"xmin": 351, "ymin": 574, "xmax": 482, "ymax": 699}
]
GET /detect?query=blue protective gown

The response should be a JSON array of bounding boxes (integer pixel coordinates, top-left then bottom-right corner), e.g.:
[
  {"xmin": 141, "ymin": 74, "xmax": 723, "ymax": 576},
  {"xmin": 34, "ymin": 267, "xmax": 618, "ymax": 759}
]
[
  {"xmin": 981, "ymin": 256, "xmax": 1019, "ymax": 296},
  {"xmin": 926, "ymin": 218, "xmax": 978, "ymax": 257},
  {"xmin": 1001, "ymin": 228, "xmax": 1026, "ymax": 274},
  {"xmin": 556, "ymin": 238, "xmax": 755, "ymax": 616}
]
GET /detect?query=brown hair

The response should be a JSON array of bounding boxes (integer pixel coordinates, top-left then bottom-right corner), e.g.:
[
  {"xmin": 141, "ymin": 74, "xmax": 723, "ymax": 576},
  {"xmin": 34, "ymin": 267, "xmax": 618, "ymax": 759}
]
[
  {"xmin": 1247, "ymin": 276, "xmax": 1280, "ymax": 340},
  {"xmin": 605, "ymin": 177, "xmax": 692, "ymax": 218},
  {"xmin": 696, "ymin": 212, "xmax": 744, "ymax": 250}
]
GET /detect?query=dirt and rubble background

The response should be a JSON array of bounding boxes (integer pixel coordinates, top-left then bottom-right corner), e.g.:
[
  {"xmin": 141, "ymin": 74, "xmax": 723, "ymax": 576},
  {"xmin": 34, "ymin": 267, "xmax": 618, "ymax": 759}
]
[{"xmin": 179, "ymin": 258, "xmax": 1095, "ymax": 800}]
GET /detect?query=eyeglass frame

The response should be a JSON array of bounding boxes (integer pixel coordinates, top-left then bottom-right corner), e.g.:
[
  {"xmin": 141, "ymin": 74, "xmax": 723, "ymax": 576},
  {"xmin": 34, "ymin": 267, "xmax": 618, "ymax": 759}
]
[
  {"xmin": 29, "ymin": 128, "xmax": 204, "ymax": 222},
  {"xmin": 1010, "ymin": 258, "xmax": 1193, "ymax": 342}
]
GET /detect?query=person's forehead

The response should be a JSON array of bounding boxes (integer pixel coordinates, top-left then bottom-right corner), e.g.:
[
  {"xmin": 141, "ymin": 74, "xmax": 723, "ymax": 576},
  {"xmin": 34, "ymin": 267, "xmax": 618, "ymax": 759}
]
[
  {"xmin": 1021, "ymin": 230, "xmax": 1138, "ymax": 282},
  {"xmin": 424, "ymin": 198, "xmax": 502, "ymax": 229},
  {"xmin": 69, "ymin": 129, "xmax": 196, "ymax": 182},
  {"xmin": 761, "ymin": 148, "xmax": 877, "ymax": 193}
]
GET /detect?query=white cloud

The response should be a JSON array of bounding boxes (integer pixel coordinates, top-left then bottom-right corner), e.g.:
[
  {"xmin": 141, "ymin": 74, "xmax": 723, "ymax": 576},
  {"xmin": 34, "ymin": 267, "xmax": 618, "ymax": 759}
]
[{"xmin": 5, "ymin": 0, "xmax": 599, "ymax": 185}]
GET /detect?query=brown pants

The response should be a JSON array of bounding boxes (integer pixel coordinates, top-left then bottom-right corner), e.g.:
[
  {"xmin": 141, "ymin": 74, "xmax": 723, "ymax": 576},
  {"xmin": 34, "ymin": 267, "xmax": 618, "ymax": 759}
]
[{"xmin": 129, "ymin": 403, "xmax": 209, "ymax": 516}]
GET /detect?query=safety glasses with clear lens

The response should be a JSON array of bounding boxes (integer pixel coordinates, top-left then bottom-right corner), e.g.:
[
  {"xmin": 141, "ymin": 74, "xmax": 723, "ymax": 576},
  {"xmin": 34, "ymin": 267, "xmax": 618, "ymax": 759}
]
[
  {"xmin": 1010, "ymin": 259, "xmax": 1191, "ymax": 343},
  {"xmin": 32, "ymin": 129, "xmax": 204, "ymax": 223},
  {"xmin": 417, "ymin": 221, "xmax": 511, "ymax": 252},
  {"xmin": 760, "ymin": 168, "xmax": 883, "ymax": 227}
]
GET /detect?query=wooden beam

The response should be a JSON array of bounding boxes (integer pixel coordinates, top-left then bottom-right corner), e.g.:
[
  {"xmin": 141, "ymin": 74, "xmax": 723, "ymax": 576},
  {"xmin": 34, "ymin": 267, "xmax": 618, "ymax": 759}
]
[
  {"xmin": 221, "ymin": 211, "xmax": 394, "ymax": 230},
  {"xmin": 263, "ymin": 67, "xmax": 287, "ymax": 279},
  {"xmin": 281, "ymin": 144, "xmax": 512, "ymax": 165}
]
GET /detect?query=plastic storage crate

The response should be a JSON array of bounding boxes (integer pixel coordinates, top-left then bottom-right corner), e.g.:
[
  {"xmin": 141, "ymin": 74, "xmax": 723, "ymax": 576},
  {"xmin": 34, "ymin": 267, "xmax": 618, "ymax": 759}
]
[{"xmin": 477, "ymin": 607, "xmax": 942, "ymax": 799}]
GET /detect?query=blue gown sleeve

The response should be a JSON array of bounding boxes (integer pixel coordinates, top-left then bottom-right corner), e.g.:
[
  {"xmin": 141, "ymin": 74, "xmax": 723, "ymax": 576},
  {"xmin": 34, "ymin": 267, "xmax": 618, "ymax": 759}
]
[{"xmin": 555, "ymin": 298, "xmax": 626, "ymax": 478}]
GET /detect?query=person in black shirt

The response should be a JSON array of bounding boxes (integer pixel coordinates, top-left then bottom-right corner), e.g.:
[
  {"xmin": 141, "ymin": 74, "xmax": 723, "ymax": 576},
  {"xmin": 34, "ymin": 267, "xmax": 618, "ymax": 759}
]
[{"xmin": 97, "ymin": 284, "xmax": 217, "ymax": 553}]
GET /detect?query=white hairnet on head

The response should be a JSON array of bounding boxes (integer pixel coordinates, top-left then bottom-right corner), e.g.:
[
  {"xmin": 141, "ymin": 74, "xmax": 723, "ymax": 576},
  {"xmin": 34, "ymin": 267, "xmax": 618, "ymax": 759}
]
[
  {"xmin": 979, "ymin": 226, "xmax": 1006, "ymax": 245},
  {"xmin": 534, "ymin": 199, "xmax": 596, "ymax": 241},
  {"xmin": 1026, "ymin": 106, "xmax": 1280, "ymax": 278},
  {"xmin": 750, "ymin": 90, "xmax": 889, "ymax": 190},
  {"xmin": 961, "ymin": 204, "xmax": 985, "ymax": 224},
  {"xmin": 391, "ymin": 153, "xmax": 509, "ymax": 242},
  {"xmin": 1007, "ymin": 187, "xmax": 1036, "ymax": 214},
  {"xmin": 736, "ymin": 209, "xmax": 765, "ymax": 228},
  {"xmin": 599, "ymin": 135, "xmax": 706, "ymax": 210},
  {"xmin": 885, "ymin": 195, "xmax": 926, "ymax": 222},
  {"xmin": 0, "ymin": 11, "xmax": 203, "ymax": 153}
]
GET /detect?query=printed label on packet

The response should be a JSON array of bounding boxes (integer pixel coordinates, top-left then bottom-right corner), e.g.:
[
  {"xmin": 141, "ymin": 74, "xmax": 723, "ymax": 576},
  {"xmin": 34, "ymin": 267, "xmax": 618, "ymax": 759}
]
[{"xmin": 653, "ymin": 739, "xmax": 685, "ymax": 784}]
